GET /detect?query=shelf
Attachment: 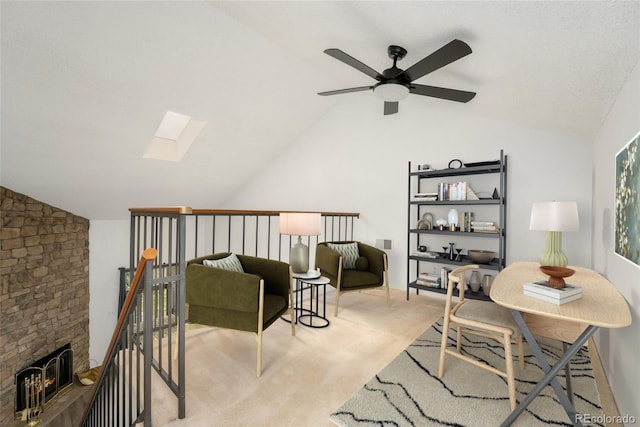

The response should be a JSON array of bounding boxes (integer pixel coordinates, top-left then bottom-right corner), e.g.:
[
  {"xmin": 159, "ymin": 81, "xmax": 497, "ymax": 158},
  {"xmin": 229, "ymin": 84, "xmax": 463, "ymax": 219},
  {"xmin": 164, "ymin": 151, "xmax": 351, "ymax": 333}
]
[
  {"xmin": 409, "ymin": 254, "xmax": 502, "ymax": 271},
  {"xmin": 410, "ymin": 199, "xmax": 501, "ymax": 206},
  {"xmin": 408, "ymin": 281, "xmax": 492, "ymax": 302},
  {"xmin": 407, "ymin": 150, "xmax": 507, "ymax": 302},
  {"xmin": 409, "ymin": 229, "xmax": 501, "ymax": 238},
  {"xmin": 410, "ymin": 163, "xmax": 502, "ymax": 178}
]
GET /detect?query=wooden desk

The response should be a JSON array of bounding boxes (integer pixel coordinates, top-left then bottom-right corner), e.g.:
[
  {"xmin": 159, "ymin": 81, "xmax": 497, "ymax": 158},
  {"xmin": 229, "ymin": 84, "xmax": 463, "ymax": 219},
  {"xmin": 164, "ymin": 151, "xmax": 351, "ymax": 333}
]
[{"xmin": 491, "ymin": 261, "xmax": 631, "ymax": 426}]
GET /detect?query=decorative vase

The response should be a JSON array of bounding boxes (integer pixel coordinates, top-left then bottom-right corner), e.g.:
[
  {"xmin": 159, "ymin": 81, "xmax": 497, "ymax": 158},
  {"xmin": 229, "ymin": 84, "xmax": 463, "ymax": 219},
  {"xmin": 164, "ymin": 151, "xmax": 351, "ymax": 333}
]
[
  {"xmin": 447, "ymin": 209, "xmax": 459, "ymax": 229},
  {"xmin": 482, "ymin": 274, "xmax": 494, "ymax": 296},
  {"xmin": 469, "ymin": 270, "xmax": 481, "ymax": 293}
]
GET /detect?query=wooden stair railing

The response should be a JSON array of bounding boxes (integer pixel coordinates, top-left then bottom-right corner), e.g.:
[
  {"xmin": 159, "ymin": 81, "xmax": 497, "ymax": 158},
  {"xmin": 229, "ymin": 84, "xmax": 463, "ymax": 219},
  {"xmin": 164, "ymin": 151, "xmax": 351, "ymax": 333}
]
[{"xmin": 81, "ymin": 248, "xmax": 158, "ymax": 426}]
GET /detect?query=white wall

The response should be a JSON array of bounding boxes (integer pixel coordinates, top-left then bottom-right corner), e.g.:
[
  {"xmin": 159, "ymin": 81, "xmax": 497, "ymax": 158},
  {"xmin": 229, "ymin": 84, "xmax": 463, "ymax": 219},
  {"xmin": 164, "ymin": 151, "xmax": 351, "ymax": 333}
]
[
  {"xmin": 224, "ymin": 96, "xmax": 593, "ymax": 289},
  {"xmin": 88, "ymin": 219, "xmax": 130, "ymax": 362},
  {"xmin": 592, "ymin": 60, "xmax": 640, "ymax": 419}
]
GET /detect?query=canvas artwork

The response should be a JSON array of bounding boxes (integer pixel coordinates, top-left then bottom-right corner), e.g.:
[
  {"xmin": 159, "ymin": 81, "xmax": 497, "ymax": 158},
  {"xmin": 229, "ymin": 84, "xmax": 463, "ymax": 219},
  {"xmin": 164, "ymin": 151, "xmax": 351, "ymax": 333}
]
[{"xmin": 615, "ymin": 131, "xmax": 640, "ymax": 266}]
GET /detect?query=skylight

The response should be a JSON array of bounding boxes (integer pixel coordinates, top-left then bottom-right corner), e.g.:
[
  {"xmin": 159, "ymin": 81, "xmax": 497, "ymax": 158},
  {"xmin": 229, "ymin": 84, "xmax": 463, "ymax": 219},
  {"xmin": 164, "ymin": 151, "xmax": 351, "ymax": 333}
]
[{"xmin": 143, "ymin": 111, "xmax": 206, "ymax": 162}]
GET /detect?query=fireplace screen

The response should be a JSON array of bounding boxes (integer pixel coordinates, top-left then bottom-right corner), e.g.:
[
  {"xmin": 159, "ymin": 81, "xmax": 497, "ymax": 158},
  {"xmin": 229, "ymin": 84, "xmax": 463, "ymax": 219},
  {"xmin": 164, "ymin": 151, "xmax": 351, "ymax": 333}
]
[{"xmin": 14, "ymin": 343, "xmax": 73, "ymax": 420}]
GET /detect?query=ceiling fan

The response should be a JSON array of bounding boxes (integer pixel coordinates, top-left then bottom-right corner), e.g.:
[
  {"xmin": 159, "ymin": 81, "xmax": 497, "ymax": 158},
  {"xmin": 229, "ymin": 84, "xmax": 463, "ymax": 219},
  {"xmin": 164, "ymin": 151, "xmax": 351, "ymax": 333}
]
[{"xmin": 318, "ymin": 39, "xmax": 476, "ymax": 115}]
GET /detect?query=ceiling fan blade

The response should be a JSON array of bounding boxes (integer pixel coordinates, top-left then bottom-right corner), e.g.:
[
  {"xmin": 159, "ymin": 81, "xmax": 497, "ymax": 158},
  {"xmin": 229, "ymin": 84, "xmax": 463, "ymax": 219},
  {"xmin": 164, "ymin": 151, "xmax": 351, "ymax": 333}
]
[
  {"xmin": 324, "ymin": 48, "xmax": 383, "ymax": 81},
  {"xmin": 384, "ymin": 101, "xmax": 399, "ymax": 115},
  {"xmin": 318, "ymin": 86, "xmax": 373, "ymax": 96},
  {"xmin": 410, "ymin": 84, "xmax": 476, "ymax": 103},
  {"xmin": 404, "ymin": 39, "xmax": 472, "ymax": 82}
]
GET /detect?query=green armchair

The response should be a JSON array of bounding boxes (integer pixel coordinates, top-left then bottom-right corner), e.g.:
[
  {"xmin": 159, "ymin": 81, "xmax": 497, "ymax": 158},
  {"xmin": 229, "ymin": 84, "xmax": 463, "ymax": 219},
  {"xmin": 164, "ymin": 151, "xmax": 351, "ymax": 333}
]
[
  {"xmin": 186, "ymin": 253, "xmax": 295, "ymax": 377},
  {"xmin": 315, "ymin": 241, "xmax": 390, "ymax": 316}
]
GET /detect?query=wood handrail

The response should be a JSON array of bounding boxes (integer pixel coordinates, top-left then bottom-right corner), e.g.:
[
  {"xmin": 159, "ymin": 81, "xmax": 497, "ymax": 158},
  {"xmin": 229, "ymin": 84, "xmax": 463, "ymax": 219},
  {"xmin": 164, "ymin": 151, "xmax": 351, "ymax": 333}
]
[
  {"xmin": 129, "ymin": 206, "xmax": 193, "ymax": 214},
  {"xmin": 80, "ymin": 247, "xmax": 158, "ymax": 424},
  {"xmin": 129, "ymin": 207, "xmax": 360, "ymax": 218}
]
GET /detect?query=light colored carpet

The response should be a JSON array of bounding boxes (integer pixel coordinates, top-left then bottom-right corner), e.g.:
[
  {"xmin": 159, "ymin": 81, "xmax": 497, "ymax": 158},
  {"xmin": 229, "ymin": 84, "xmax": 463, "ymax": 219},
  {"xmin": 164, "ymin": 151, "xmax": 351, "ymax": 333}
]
[
  {"xmin": 331, "ymin": 319, "xmax": 604, "ymax": 426},
  {"xmin": 151, "ymin": 288, "xmax": 444, "ymax": 426},
  {"xmin": 149, "ymin": 287, "xmax": 620, "ymax": 427}
]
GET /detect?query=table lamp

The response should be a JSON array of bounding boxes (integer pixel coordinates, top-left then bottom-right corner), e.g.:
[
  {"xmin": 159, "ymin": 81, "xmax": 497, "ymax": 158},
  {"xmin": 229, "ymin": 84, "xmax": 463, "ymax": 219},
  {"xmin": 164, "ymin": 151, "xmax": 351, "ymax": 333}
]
[
  {"xmin": 279, "ymin": 212, "xmax": 321, "ymax": 273},
  {"xmin": 529, "ymin": 201, "xmax": 579, "ymax": 267}
]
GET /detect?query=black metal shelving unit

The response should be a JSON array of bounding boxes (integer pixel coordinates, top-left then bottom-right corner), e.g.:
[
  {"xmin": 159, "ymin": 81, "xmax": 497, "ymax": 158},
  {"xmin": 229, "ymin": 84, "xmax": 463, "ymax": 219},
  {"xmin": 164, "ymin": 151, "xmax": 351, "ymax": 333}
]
[{"xmin": 406, "ymin": 150, "xmax": 507, "ymax": 301}]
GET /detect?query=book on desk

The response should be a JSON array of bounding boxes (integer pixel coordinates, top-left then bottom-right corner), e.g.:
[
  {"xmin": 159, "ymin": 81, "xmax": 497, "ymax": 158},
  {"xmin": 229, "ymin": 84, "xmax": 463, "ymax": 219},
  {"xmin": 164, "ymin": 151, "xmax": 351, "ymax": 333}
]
[{"xmin": 523, "ymin": 280, "xmax": 582, "ymax": 305}]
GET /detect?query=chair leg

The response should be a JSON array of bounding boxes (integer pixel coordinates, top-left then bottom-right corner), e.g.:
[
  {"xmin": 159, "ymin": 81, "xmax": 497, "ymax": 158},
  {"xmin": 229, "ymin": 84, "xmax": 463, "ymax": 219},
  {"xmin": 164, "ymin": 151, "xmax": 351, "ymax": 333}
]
[
  {"xmin": 438, "ymin": 318, "xmax": 451, "ymax": 378},
  {"xmin": 334, "ymin": 289, "xmax": 340, "ymax": 317},
  {"xmin": 456, "ymin": 327, "xmax": 462, "ymax": 352},
  {"xmin": 384, "ymin": 258, "xmax": 391, "ymax": 308},
  {"xmin": 256, "ymin": 330, "xmax": 263, "ymax": 378},
  {"xmin": 257, "ymin": 280, "xmax": 265, "ymax": 378},
  {"xmin": 288, "ymin": 269, "xmax": 295, "ymax": 337},
  {"xmin": 504, "ymin": 332, "xmax": 516, "ymax": 410}
]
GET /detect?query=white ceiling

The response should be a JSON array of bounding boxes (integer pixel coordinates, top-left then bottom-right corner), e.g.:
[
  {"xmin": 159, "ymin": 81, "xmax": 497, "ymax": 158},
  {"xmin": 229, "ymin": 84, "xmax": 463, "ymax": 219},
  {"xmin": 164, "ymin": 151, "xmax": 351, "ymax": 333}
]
[{"xmin": 1, "ymin": 1, "xmax": 639, "ymax": 220}]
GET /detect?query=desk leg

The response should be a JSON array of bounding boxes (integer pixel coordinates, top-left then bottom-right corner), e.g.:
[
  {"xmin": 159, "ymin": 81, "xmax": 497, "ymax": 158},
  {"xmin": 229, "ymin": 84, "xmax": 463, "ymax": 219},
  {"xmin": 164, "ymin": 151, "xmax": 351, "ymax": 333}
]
[
  {"xmin": 563, "ymin": 341, "xmax": 574, "ymax": 406},
  {"xmin": 501, "ymin": 310, "xmax": 596, "ymax": 427}
]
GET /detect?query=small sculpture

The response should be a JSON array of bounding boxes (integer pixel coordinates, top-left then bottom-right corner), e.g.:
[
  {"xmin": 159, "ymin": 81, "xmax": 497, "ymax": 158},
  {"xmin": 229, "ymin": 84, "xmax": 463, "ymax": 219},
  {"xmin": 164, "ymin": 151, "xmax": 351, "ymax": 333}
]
[{"xmin": 417, "ymin": 212, "xmax": 433, "ymax": 230}]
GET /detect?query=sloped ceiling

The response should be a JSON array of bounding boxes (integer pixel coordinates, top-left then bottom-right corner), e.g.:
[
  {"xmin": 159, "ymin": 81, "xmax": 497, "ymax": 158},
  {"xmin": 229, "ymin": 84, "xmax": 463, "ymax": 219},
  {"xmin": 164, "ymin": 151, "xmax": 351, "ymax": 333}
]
[{"xmin": 1, "ymin": 1, "xmax": 638, "ymax": 220}]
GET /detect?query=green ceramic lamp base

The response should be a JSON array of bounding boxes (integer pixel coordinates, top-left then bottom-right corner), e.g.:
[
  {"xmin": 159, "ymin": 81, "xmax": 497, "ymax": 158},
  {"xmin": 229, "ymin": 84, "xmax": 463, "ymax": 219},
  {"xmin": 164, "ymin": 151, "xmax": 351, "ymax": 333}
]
[{"xmin": 538, "ymin": 230, "xmax": 568, "ymax": 267}]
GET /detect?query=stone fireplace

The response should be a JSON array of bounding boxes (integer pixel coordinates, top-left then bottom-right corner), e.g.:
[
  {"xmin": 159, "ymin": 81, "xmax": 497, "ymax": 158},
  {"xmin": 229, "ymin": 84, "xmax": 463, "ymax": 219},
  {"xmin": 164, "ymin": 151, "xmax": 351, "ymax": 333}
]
[{"xmin": 0, "ymin": 187, "xmax": 90, "ymax": 426}]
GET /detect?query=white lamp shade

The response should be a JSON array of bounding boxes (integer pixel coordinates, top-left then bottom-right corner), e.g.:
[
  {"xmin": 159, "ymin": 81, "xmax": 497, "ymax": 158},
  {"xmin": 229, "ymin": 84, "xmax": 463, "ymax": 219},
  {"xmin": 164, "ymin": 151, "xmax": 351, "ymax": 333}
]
[
  {"xmin": 279, "ymin": 212, "xmax": 321, "ymax": 236},
  {"xmin": 374, "ymin": 83, "xmax": 410, "ymax": 102},
  {"xmin": 529, "ymin": 201, "xmax": 580, "ymax": 232}
]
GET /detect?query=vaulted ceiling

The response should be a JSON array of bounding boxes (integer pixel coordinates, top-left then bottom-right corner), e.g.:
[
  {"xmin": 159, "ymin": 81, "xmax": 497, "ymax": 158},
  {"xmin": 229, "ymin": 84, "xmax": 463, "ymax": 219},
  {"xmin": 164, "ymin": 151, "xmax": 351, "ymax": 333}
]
[{"xmin": 2, "ymin": 1, "xmax": 638, "ymax": 220}]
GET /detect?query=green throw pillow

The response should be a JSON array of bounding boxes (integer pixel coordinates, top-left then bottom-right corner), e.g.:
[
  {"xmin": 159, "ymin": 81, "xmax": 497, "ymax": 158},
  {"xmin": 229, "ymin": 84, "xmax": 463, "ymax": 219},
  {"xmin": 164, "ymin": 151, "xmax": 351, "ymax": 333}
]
[
  {"xmin": 203, "ymin": 254, "xmax": 244, "ymax": 272},
  {"xmin": 355, "ymin": 256, "xmax": 369, "ymax": 271},
  {"xmin": 327, "ymin": 242, "xmax": 359, "ymax": 270}
]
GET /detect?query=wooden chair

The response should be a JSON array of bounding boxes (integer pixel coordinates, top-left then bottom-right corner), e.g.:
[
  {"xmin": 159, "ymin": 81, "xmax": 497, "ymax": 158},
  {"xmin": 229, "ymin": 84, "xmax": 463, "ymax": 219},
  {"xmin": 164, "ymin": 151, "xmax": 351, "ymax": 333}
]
[{"xmin": 438, "ymin": 264, "xmax": 525, "ymax": 410}]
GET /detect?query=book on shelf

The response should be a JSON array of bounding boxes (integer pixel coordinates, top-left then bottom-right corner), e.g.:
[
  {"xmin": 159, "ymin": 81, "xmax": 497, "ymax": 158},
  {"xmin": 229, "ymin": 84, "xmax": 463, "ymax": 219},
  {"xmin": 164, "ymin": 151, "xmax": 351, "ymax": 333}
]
[
  {"xmin": 471, "ymin": 221, "xmax": 495, "ymax": 227},
  {"xmin": 440, "ymin": 267, "xmax": 451, "ymax": 289},
  {"xmin": 471, "ymin": 221, "xmax": 499, "ymax": 233},
  {"xmin": 415, "ymin": 192, "xmax": 438, "ymax": 197},
  {"xmin": 414, "ymin": 192, "xmax": 438, "ymax": 201},
  {"xmin": 523, "ymin": 280, "xmax": 582, "ymax": 305},
  {"xmin": 460, "ymin": 212, "xmax": 475, "ymax": 232},
  {"xmin": 411, "ymin": 251, "xmax": 439, "ymax": 258},
  {"xmin": 416, "ymin": 272, "xmax": 441, "ymax": 288},
  {"xmin": 417, "ymin": 272, "xmax": 440, "ymax": 282}
]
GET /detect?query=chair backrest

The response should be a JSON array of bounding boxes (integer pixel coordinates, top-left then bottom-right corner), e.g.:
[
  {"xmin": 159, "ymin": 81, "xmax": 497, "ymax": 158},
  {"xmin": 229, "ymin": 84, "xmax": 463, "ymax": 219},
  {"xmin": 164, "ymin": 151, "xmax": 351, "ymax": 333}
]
[
  {"xmin": 317, "ymin": 241, "xmax": 386, "ymax": 279},
  {"xmin": 444, "ymin": 264, "xmax": 480, "ymax": 315}
]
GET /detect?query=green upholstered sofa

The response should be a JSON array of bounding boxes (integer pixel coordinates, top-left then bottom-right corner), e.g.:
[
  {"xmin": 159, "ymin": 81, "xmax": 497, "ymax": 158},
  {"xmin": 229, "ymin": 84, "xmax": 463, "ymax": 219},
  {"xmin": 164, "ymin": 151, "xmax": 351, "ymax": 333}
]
[
  {"xmin": 315, "ymin": 241, "xmax": 390, "ymax": 316},
  {"xmin": 185, "ymin": 253, "xmax": 294, "ymax": 377}
]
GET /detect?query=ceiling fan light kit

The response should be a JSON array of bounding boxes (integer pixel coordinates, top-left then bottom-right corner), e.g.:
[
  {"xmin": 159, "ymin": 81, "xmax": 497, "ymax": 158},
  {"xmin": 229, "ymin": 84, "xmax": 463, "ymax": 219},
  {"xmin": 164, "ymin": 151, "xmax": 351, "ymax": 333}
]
[
  {"xmin": 374, "ymin": 83, "xmax": 410, "ymax": 102},
  {"xmin": 319, "ymin": 39, "xmax": 476, "ymax": 115}
]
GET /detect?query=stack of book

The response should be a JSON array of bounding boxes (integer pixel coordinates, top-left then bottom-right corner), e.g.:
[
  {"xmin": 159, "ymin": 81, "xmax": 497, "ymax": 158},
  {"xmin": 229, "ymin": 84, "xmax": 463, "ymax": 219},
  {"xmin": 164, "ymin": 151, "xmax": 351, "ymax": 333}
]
[
  {"xmin": 471, "ymin": 221, "xmax": 499, "ymax": 233},
  {"xmin": 523, "ymin": 280, "xmax": 583, "ymax": 305},
  {"xmin": 416, "ymin": 272, "xmax": 441, "ymax": 288},
  {"xmin": 414, "ymin": 192, "xmax": 438, "ymax": 201},
  {"xmin": 411, "ymin": 250, "xmax": 439, "ymax": 258}
]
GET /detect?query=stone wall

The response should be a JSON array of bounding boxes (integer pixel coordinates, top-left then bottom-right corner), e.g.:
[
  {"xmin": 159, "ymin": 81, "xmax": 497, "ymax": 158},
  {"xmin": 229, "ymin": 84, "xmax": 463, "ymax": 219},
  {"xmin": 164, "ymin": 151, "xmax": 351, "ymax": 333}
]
[{"xmin": 0, "ymin": 186, "xmax": 90, "ymax": 425}]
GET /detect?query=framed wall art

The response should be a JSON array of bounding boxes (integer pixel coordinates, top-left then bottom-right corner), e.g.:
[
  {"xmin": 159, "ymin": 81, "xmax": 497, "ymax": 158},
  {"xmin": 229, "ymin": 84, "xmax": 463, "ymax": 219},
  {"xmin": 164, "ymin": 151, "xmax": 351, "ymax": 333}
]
[{"xmin": 615, "ymin": 130, "xmax": 640, "ymax": 266}]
